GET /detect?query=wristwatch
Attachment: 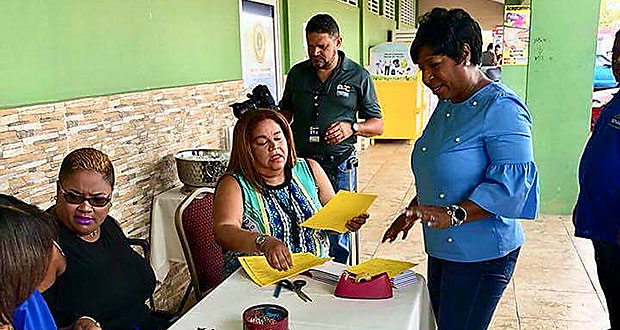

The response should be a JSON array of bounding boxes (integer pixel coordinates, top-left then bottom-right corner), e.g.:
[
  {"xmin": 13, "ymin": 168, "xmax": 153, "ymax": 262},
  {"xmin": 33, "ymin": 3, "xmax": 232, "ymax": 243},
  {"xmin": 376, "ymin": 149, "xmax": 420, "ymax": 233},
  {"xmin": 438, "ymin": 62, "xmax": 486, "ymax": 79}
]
[
  {"xmin": 445, "ymin": 204, "xmax": 467, "ymax": 227},
  {"xmin": 351, "ymin": 122, "xmax": 359, "ymax": 135},
  {"xmin": 255, "ymin": 234, "xmax": 268, "ymax": 251}
]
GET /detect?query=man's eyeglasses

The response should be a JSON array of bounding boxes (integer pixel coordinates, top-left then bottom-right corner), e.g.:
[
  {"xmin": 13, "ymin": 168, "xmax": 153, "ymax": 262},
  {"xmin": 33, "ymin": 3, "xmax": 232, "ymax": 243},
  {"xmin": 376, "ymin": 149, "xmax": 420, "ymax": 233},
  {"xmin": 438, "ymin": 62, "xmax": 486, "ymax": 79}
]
[{"xmin": 58, "ymin": 183, "xmax": 111, "ymax": 207}]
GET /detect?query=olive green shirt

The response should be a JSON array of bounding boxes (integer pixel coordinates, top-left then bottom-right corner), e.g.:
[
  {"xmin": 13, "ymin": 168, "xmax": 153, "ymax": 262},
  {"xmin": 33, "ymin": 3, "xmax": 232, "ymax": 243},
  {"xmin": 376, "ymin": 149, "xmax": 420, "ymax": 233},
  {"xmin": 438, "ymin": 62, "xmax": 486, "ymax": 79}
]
[{"xmin": 279, "ymin": 51, "xmax": 382, "ymax": 158}]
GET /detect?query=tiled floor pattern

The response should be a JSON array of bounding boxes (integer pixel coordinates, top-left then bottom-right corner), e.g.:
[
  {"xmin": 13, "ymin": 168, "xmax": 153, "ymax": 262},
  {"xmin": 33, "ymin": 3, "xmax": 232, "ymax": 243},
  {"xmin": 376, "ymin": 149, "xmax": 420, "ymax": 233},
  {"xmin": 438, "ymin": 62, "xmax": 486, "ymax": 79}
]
[{"xmin": 356, "ymin": 141, "xmax": 610, "ymax": 330}]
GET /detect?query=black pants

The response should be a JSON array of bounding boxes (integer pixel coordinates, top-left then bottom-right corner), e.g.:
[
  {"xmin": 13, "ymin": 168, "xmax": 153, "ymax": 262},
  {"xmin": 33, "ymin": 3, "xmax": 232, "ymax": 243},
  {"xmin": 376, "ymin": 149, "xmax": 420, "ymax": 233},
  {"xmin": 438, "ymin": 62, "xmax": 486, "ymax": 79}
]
[{"xmin": 593, "ymin": 240, "xmax": 620, "ymax": 330}]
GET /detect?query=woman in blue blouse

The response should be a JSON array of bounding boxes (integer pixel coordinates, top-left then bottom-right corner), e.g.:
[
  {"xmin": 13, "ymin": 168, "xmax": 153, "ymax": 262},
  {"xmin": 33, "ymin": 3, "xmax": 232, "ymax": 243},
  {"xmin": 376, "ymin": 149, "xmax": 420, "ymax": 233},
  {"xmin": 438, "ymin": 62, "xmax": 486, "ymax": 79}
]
[{"xmin": 382, "ymin": 8, "xmax": 539, "ymax": 330}]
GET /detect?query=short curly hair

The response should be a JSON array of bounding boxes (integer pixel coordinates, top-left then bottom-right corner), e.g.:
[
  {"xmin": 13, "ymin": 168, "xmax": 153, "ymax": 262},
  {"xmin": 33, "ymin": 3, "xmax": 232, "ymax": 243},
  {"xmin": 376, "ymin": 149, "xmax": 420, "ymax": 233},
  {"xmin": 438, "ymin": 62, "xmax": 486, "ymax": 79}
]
[
  {"xmin": 410, "ymin": 8, "xmax": 483, "ymax": 66},
  {"xmin": 305, "ymin": 14, "xmax": 340, "ymax": 38},
  {"xmin": 58, "ymin": 148, "xmax": 115, "ymax": 188}
]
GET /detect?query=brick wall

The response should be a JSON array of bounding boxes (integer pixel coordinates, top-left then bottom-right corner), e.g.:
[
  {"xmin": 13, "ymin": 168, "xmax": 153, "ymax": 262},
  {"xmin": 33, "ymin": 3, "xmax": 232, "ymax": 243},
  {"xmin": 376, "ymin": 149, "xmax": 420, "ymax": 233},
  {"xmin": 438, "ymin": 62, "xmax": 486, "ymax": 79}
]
[{"xmin": 0, "ymin": 80, "xmax": 246, "ymax": 310}]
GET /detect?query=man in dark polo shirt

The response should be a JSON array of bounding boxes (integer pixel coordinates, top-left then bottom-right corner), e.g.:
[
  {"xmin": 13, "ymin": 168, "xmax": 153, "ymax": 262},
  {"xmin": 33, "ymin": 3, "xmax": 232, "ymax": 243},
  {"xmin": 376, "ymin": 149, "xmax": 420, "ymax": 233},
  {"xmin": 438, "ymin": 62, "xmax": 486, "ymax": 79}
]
[
  {"xmin": 279, "ymin": 14, "xmax": 383, "ymax": 263},
  {"xmin": 573, "ymin": 29, "xmax": 620, "ymax": 329}
]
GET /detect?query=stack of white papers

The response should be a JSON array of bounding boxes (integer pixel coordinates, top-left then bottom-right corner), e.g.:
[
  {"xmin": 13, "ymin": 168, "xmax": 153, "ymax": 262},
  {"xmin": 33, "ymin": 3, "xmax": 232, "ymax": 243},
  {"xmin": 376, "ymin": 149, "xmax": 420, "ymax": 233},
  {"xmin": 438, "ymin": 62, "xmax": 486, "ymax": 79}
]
[
  {"xmin": 391, "ymin": 269, "xmax": 418, "ymax": 289},
  {"xmin": 308, "ymin": 262, "xmax": 343, "ymax": 285}
]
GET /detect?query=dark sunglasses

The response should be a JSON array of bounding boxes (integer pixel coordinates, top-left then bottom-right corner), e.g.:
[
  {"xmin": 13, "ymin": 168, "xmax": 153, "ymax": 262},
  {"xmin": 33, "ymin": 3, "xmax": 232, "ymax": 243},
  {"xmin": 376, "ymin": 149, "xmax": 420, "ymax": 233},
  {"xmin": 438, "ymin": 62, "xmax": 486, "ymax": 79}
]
[{"xmin": 58, "ymin": 183, "xmax": 111, "ymax": 207}]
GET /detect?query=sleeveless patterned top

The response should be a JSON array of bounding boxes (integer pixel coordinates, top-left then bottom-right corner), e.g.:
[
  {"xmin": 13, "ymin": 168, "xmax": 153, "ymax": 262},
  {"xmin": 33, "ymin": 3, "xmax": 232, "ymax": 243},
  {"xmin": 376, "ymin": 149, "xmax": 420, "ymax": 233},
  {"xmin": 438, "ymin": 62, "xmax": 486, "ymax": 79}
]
[{"xmin": 223, "ymin": 159, "xmax": 330, "ymax": 275}]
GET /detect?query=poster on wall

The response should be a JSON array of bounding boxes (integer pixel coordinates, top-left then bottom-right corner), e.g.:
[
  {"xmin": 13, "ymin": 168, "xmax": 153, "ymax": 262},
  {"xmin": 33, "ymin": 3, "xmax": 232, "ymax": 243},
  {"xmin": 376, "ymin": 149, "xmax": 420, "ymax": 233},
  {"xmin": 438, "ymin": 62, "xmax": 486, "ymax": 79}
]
[
  {"xmin": 240, "ymin": 0, "xmax": 278, "ymax": 98},
  {"xmin": 368, "ymin": 43, "xmax": 416, "ymax": 77},
  {"xmin": 503, "ymin": 5, "xmax": 530, "ymax": 66}
]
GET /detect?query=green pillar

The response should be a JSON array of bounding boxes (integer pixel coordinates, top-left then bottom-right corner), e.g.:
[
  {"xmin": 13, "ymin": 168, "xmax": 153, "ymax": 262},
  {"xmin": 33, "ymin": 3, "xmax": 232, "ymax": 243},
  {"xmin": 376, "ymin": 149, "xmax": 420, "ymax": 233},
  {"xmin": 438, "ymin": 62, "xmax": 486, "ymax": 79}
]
[
  {"xmin": 280, "ymin": 0, "xmax": 291, "ymax": 73},
  {"xmin": 526, "ymin": 0, "xmax": 601, "ymax": 214}
]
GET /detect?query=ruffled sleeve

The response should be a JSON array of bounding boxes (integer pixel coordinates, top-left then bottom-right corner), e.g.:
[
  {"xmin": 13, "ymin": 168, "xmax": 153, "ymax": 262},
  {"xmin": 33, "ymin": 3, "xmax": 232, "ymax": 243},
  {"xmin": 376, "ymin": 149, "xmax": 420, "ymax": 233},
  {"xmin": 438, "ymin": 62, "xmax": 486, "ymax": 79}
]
[
  {"xmin": 469, "ymin": 162, "xmax": 539, "ymax": 219},
  {"xmin": 468, "ymin": 94, "xmax": 540, "ymax": 219}
]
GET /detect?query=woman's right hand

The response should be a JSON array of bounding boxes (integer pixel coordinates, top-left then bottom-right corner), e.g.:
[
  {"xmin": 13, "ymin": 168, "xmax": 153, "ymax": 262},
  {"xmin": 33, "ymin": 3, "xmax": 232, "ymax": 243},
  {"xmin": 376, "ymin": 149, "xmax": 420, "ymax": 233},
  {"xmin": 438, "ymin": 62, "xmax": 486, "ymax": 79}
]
[{"xmin": 260, "ymin": 236, "xmax": 293, "ymax": 271}]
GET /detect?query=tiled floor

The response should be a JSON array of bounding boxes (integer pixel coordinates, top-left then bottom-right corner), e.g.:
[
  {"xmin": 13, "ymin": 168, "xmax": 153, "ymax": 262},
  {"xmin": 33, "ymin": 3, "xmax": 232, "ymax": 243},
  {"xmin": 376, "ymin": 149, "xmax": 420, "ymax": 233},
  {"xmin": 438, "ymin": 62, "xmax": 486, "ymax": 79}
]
[{"xmin": 356, "ymin": 141, "xmax": 611, "ymax": 330}]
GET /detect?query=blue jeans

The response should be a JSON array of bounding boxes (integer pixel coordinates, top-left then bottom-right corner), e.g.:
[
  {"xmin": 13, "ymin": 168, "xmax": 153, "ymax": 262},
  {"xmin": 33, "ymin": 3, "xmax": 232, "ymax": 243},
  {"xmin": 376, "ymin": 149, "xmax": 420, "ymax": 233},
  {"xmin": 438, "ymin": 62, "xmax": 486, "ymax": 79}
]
[
  {"xmin": 322, "ymin": 152, "xmax": 358, "ymax": 264},
  {"xmin": 428, "ymin": 248, "xmax": 520, "ymax": 330}
]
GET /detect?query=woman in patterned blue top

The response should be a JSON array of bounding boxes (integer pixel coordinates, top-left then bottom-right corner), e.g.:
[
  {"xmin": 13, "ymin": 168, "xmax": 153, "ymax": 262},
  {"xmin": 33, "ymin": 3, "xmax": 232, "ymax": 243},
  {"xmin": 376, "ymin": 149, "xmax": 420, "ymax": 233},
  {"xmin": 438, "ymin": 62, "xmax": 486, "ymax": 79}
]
[
  {"xmin": 382, "ymin": 8, "xmax": 539, "ymax": 330},
  {"xmin": 214, "ymin": 109, "xmax": 368, "ymax": 273}
]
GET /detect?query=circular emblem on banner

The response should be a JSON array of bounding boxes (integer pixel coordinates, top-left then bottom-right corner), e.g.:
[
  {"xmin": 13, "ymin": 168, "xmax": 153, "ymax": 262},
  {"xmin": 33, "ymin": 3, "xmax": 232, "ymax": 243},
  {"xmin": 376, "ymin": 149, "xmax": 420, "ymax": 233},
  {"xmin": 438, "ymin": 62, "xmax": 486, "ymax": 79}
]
[{"xmin": 253, "ymin": 23, "xmax": 266, "ymax": 63}]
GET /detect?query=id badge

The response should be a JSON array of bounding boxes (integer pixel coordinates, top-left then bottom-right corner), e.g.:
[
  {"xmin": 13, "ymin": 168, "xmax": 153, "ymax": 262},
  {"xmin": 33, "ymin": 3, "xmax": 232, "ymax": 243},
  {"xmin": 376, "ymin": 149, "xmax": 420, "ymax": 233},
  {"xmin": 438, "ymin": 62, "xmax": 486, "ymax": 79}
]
[{"xmin": 309, "ymin": 125, "xmax": 320, "ymax": 143}]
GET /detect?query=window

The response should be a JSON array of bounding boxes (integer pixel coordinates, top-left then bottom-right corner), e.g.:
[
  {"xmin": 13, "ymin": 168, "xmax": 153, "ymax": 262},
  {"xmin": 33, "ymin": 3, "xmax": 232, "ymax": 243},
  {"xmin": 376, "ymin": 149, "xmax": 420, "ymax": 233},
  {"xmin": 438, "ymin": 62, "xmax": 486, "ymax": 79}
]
[
  {"xmin": 400, "ymin": 0, "xmax": 415, "ymax": 26},
  {"xmin": 368, "ymin": 0, "xmax": 380, "ymax": 14},
  {"xmin": 383, "ymin": 0, "xmax": 395, "ymax": 20},
  {"xmin": 337, "ymin": 0, "xmax": 359, "ymax": 7}
]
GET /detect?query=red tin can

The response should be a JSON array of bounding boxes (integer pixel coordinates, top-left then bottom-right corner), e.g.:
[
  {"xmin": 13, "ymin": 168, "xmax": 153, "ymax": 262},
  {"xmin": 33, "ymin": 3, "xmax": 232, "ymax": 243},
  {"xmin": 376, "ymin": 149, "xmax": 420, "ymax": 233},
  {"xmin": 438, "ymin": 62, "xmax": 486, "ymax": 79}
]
[{"xmin": 243, "ymin": 304, "xmax": 289, "ymax": 330}]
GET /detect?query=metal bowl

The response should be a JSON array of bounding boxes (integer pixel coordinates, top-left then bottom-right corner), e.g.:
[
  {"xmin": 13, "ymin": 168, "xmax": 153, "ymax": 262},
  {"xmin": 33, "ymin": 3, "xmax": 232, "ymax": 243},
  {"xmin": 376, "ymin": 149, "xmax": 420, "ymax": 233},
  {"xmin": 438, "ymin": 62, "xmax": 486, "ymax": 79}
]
[{"xmin": 174, "ymin": 149, "xmax": 230, "ymax": 188}]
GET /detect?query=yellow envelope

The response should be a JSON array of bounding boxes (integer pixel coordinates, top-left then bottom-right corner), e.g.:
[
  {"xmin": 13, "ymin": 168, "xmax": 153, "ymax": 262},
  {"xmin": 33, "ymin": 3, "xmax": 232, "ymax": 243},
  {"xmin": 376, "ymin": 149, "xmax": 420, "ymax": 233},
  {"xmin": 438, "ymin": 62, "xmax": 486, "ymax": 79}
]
[
  {"xmin": 238, "ymin": 252, "xmax": 330, "ymax": 287},
  {"xmin": 300, "ymin": 190, "xmax": 377, "ymax": 233},
  {"xmin": 346, "ymin": 258, "xmax": 417, "ymax": 279}
]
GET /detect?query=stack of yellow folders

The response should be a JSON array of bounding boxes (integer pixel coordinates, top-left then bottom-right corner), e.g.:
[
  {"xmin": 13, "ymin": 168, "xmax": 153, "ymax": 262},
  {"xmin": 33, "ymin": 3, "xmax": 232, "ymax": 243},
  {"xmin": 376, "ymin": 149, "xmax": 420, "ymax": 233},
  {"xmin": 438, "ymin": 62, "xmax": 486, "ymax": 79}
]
[{"xmin": 238, "ymin": 252, "xmax": 330, "ymax": 287}]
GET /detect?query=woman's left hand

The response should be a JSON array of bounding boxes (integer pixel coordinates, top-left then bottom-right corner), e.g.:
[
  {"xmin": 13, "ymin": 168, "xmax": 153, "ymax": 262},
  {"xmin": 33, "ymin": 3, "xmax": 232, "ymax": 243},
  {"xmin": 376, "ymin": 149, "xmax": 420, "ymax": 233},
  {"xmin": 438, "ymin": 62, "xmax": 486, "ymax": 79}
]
[
  {"xmin": 416, "ymin": 205, "xmax": 452, "ymax": 230},
  {"xmin": 345, "ymin": 213, "xmax": 369, "ymax": 232}
]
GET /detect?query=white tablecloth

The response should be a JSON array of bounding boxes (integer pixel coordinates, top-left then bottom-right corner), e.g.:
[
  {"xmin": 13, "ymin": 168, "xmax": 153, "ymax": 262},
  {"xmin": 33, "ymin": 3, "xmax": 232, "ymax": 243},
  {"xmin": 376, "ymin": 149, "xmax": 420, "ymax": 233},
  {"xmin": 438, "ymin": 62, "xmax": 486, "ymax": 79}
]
[
  {"xmin": 150, "ymin": 186, "xmax": 214, "ymax": 281},
  {"xmin": 169, "ymin": 262, "xmax": 436, "ymax": 330}
]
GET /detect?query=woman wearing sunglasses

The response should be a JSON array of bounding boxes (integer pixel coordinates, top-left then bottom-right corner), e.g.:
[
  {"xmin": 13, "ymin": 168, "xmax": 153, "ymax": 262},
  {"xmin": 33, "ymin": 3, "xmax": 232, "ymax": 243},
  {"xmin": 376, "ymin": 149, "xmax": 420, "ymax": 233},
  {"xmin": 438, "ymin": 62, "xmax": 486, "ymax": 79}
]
[{"xmin": 44, "ymin": 148, "xmax": 168, "ymax": 330}]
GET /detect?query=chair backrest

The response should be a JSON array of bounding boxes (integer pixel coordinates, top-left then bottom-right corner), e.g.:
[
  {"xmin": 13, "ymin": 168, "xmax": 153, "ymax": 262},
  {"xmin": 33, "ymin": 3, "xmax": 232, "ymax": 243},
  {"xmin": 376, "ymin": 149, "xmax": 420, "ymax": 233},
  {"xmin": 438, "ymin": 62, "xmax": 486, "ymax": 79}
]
[{"xmin": 174, "ymin": 187, "xmax": 223, "ymax": 300}]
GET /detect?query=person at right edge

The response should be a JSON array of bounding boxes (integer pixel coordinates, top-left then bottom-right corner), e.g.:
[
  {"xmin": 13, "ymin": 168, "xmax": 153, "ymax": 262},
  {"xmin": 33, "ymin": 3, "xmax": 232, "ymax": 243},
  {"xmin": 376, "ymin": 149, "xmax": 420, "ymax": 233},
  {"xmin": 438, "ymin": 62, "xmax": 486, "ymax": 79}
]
[
  {"xmin": 382, "ymin": 8, "xmax": 539, "ymax": 330},
  {"xmin": 573, "ymin": 29, "xmax": 620, "ymax": 330},
  {"xmin": 279, "ymin": 14, "xmax": 383, "ymax": 263}
]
